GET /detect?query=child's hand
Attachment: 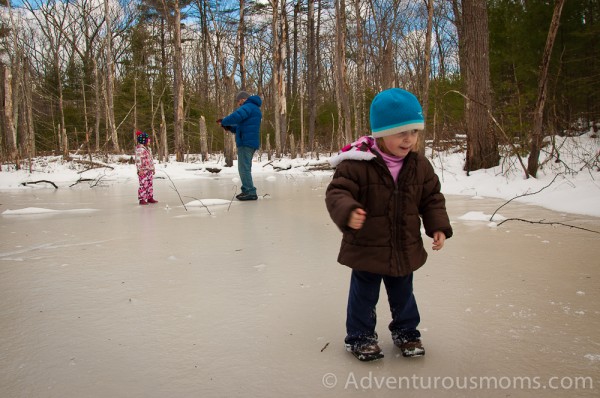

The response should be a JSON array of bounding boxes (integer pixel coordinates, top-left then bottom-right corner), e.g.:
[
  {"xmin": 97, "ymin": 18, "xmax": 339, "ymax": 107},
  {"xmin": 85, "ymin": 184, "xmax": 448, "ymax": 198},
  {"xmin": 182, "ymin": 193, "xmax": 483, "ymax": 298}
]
[
  {"xmin": 432, "ymin": 231, "xmax": 446, "ymax": 251},
  {"xmin": 348, "ymin": 208, "xmax": 367, "ymax": 230}
]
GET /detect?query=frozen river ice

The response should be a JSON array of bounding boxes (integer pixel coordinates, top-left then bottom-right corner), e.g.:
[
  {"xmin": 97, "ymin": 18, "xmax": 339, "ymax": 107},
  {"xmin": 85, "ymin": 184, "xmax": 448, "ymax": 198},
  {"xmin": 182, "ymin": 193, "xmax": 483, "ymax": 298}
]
[{"xmin": 1, "ymin": 174, "xmax": 599, "ymax": 397}]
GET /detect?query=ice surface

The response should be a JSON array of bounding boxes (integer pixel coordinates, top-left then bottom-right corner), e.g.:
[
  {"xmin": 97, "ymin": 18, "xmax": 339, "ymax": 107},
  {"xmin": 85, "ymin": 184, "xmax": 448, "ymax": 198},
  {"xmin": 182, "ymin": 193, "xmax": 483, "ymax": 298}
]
[{"xmin": 1, "ymin": 176, "xmax": 599, "ymax": 397}]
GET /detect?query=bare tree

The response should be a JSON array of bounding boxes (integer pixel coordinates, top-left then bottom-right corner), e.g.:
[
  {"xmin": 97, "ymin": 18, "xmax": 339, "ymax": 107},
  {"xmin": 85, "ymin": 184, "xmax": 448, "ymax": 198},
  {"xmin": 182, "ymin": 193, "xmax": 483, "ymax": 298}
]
[
  {"xmin": 271, "ymin": 0, "xmax": 286, "ymax": 155},
  {"xmin": 62, "ymin": 0, "xmax": 105, "ymax": 151},
  {"xmin": 0, "ymin": 0, "xmax": 18, "ymax": 163},
  {"xmin": 104, "ymin": 0, "xmax": 119, "ymax": 152},
  {"xmin": 352, "ymin": 0, "xmax": 367, "ymax": 137},
  {"xmin": 528, "ymin": 0, "xmax": 566, "ymax": 178},
  {"xmin": 1, "ymin": 63, "xmax": 16, "ymax": 161},
  {"xmin": 367, "ymin": 0, "xmax": 406, "ymax": 90},
  {"xmin": 461, "ymin": 0, "xmax": 499, "ymax": 172},
  {"xmin": 22, "ymin": 0, "xmax": 71, "ymax": 157},
  {"xmin": 307, "ymin": 0, "xmax": 317, "ymax": 154},
  {"xmin": 334, "ymin": 0, "xmax": 352, "ymax": 144},
  {"xmin": 172, "ymin": 0, "xmax": 185, "ymax": 161},
  {"xmin": 418, "ymin": 0, "xmax": 434, "ymax": 155}
]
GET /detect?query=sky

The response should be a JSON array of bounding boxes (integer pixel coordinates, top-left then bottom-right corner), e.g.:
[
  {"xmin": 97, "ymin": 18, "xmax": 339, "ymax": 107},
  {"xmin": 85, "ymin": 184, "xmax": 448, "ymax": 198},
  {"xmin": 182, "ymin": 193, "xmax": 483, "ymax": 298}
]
[{"xmin": 1, "ymin": 131, "xmax": 599, "ymax": 220}]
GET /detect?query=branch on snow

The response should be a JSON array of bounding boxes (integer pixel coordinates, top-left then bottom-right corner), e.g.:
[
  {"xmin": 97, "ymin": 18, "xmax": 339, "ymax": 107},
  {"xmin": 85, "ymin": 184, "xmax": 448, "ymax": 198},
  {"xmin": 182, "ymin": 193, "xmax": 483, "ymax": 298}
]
[
  {"xmin": 496, "ymin": 218, "xmax": 600, "ymax": 235},
  {"xmin": 21, "ymin": 180, "xmax": 58, "ymax": 189}
]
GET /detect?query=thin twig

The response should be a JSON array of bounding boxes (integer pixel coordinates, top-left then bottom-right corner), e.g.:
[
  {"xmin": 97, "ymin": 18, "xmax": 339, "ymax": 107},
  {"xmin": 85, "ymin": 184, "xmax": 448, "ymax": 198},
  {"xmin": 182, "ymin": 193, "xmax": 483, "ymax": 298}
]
[
  {"xmin": 496, "ymin": 218, "xmax": 600, "ymax": 234},
  {"xmin": 228, "ymin": 185, "xmax": 238, "ymax": 212},
  {"xmin": 89, "ymin": 175, "xmax": 107, "ymax": 188},
  {"xmin": 490, "ymin": 173, "xmax": 563, "ymax": 221},
  {"xmin": 162, "ymin": 170, "xmax": 187, "ymax": 211}
]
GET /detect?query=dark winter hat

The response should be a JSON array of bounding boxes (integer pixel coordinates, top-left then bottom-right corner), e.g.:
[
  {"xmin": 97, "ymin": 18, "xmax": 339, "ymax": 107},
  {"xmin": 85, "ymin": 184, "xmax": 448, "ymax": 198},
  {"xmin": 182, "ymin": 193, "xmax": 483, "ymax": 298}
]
[
  {"xmin": 369, "ymin": 88, "xmax": 424, "ymax": 138},
  {"xmin": 136, "ymin": 131, "xmax": 149, "ymax": 145},
  {"xmin": 235, "ymin": 91, "xmax": 251, "ymax": 102}
]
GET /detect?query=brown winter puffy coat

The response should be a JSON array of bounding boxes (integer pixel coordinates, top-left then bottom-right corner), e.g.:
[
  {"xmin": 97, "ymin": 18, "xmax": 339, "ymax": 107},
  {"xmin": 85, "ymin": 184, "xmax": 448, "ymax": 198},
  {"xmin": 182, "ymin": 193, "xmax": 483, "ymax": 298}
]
[{"xmin": 326, "ymin": 148, "xmax": 453, "ymax": 277}]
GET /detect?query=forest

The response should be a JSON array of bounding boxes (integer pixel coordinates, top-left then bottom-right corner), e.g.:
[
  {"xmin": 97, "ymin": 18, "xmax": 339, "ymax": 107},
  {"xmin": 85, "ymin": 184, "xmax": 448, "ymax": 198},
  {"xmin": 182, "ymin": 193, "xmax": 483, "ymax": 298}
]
[{"xmin": 0, "ymin": 0, "xmax": 598, "ymax": 177}]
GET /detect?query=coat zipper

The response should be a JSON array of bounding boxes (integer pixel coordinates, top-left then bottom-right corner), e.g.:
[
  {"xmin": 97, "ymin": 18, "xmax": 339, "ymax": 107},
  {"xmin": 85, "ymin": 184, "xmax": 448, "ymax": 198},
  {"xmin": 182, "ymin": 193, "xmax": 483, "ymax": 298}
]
[{"xmin": 376, "ymin": 157, "xmax": 400, "ymax": 274}]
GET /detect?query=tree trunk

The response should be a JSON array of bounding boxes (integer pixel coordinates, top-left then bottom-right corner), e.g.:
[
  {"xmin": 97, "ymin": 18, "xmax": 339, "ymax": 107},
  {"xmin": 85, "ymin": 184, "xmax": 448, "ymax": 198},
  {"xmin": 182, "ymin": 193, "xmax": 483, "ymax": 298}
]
[
  {"xmin": 199, "ymin": 116, "xmax": 208, "ymax": 161},
  {"xmin": 451, "ymin": 0, "xmax": 467, "ymax": 84},
  {"xmin": 160, "ymin": 101, "xmax": 169, "ymax": 162},
  {"xmin": 239, "ymin": 0, "xmax": 246, "ymax": 89},
  {"xmin": 1, "ymin": 64, "xmax": 17, "ymax": 162},
  {"xmin": 104, "ymin": 0, "xmax": 119, "ymax": 152},
  {"xmin": 173, "ymin": 1, "xmax": 185, "ymax": 162},
  {"xmin": 462, "ymin": 0, "xmax": 499, "ymax": 172},
  {"xmin": 271, "ymin": 0, "xmax": 286, "ymax": 156},
  {"xmin": 334, "ymin": 0, "xmax": 352, "ymax": 144},
  {"xmin": 292, "ymin": 0, "xmax": 300, "ymax": 101},
  {"xmin": 353, "ymin": 0, "xmax": 366, "ymax": 138},
  {"xmin": 307, "ymin": 0, "xmax": 317, "ymax": 154},
  {"xmin": 528, "ymin": 0, "xmax": 566, "ymax": 178},
  {"xmin": 199, "ymin": 0, "xmax": 210, "ymax": 104},
  {"xmin": 93, "ymin": 58, "xmax": 101, "ymax": 151},
  {"xmin": 289, "ymin": 134, "xmax": 296, "ymax": 159},
  {"xmin": 22, "ymin": 58, "xmax": 35, "ymax": 158},
  {"xmin": 300, "ymin": 90, "xmax": 305, "ymax": 157},
  {"xmin": 419, "ymin": 0, "xmax": 434, "ymax": 155}
]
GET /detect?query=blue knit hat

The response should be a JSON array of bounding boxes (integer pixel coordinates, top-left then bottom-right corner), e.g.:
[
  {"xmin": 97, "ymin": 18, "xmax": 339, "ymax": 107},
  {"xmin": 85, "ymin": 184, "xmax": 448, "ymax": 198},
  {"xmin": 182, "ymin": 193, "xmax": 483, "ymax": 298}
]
[
  {"xmin": 136, "ymin": 131, "xmax": 149, "ymax": 145},
  {"xmin": 369, "ymin": 88, "xmax": 424, "ymax": 138}
]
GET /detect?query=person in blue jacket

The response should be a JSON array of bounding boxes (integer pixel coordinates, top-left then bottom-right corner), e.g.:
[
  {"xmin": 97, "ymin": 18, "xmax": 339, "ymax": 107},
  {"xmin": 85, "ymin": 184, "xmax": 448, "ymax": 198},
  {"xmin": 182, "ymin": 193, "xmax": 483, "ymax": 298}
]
[{"xmin": 218, "ymin": 91, "xmax": 262, "ymax": 201}]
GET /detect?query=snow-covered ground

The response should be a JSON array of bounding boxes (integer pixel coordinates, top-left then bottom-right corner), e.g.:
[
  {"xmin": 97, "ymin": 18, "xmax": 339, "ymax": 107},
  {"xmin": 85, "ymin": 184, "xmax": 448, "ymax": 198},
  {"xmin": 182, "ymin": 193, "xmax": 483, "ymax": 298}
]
[
  {"xmin": 1, "ymin": 131, "xmax": 599, "ymax": 218},
  {"xmin": 0, "ymin": 132, "xmax": 599, "ymax": 397}
]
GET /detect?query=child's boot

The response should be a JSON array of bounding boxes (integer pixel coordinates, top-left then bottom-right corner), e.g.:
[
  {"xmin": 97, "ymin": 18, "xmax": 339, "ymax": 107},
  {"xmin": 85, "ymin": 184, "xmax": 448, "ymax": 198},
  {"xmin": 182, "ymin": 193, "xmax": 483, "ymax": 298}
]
[
  {"xmin": 345, "ymin": 341, "xmax": 384, "ymax": 362},
  {"xmin": 139, "ymin": 200, "xmax": 148, "ymax": 205},
  {"xmin": 148, "ymin": 198, "xmax": 158, "ymax": 203},
  {"xmin": 392, "ymin": 330, "xmax": 425, "ymax": 357}
]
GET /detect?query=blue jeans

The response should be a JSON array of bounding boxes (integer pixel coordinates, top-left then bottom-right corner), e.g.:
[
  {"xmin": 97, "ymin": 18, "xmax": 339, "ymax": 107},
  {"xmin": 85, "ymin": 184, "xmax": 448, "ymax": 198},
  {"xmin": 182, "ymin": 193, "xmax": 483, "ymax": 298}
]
[
  {"xmin": 345, "ymin": 270, "xmax": 420, "ymax": 346},
  {"xmin": 237, "ymin": 146, "xmax": 256, "ymax": 195}
]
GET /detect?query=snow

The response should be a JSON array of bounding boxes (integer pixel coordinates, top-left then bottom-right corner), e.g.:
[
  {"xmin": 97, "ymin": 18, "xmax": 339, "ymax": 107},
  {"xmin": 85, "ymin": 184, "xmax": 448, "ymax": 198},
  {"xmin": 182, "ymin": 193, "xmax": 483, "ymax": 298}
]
[
  {"xmin": 1, "ymin": 131, "xmax": 598, "ymax": 219},
  {"xmin": 456, "ymin": 211, "xmax": 506, "ymax": 222},
  {"xmin": 2, "ymin": 207, "xmax": 99, "ymax": 215}
]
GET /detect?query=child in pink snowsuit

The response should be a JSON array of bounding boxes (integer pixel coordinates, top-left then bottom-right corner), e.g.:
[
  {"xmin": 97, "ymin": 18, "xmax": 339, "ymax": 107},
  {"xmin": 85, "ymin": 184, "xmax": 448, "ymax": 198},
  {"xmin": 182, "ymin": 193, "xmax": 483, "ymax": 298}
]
[{"xmin": 135, "ymin": 131, "xmax": 158, "ymax": 205}]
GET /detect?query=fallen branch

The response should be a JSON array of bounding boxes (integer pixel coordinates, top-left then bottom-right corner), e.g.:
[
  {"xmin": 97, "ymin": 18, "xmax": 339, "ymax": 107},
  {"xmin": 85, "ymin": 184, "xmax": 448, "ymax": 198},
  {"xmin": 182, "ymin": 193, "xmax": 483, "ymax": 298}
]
[
  {"xmin": 69, "ymin": 178, "xmax": 95, "ymax": 187},
  {"xmin": 496, "ymin": 218, "xmax": 600, "ymax": 234},
  {"xmin": 490, "ymin": 173, "xmax": 563, "ymax": 221},
  {"xmin": 69, "ymin": 175, "xmax": 107, "ymax": 188},
  {"xmin": 21, "ymin": 180, "xmax": 58, "ymax": 189},
  {"xmin": 162, "ymin": 171, "xmax": 187, "ymax": 211}
]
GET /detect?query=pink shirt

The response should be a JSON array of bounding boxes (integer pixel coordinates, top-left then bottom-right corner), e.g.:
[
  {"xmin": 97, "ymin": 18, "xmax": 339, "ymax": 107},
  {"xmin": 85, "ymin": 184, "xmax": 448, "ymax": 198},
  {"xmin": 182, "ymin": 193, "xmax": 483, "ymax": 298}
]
[{"xmin": 373, "ymin": 141, "xmax": 404, "ymax": 182}]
